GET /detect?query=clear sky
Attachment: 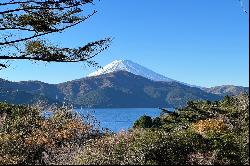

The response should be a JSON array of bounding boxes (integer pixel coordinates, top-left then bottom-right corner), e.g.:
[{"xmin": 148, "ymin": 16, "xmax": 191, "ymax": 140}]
[{"xmin": 0, "ymin": 0, "xmax": 249, "ymax": 88}]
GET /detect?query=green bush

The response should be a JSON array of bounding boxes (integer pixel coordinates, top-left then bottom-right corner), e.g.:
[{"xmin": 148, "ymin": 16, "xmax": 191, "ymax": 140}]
[{"xmin": 133, "ymin": 115, "xmax": 153, "ymax": 128}]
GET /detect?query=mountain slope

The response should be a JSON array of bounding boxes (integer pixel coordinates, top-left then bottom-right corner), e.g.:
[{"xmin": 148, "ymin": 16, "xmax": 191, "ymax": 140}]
[
  {"xmin": 87, "ymin": 60, "xmax": 203, "ymax": 88},
  {"xmin": 0, "ymin": 78, "xmax": 63, "ymax": 105},
  {"xmin": 203, "ymin": 85, "xmax": 249, "ymax": 96},
  {"xmin": 88, "ymin": 60, "xmax": 176, "ymax": 82},
  {"xmin": 0, "ymin": 72, "xmax": 248, "ymax": 108},
  {"xmin": 58, "ymin": 71, "xmax": 222, "ymax": 108}
]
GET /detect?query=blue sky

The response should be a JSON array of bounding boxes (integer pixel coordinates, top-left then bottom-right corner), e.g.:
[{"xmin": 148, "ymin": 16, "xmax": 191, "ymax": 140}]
[{"xmin": 0, "ymin": 0, "xmax": 249, "ymax": 87}]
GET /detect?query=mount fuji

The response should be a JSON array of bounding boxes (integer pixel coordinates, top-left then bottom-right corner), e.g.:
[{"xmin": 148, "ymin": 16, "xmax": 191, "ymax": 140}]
[
  {"xmin": 0, "ymin": 60, "xmax": 247, "ymax": 108},
  {"xmin": 0, "ymin": 59, "xmax": 248, "ymax": 107},
  {"xmin": 87, "ymin": 60, "xmax": 196, "ymax": 87},
  {"xmin": 88, "ymin": 60, "xmax": 176, "ymax": 82}
]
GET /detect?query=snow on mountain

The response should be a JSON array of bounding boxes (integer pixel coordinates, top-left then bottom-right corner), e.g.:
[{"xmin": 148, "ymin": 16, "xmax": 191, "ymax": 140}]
[{"xmin": 87, "ymin": 60, "xmax": 176, "ymax": 82}]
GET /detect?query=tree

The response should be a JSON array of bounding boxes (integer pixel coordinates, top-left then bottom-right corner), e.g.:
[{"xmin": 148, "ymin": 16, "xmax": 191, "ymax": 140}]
[
  {"xmin": 152, "ymin": 117, "xmax": 162, "ymax": 128},
  {"xmin": 0, "ymin": 0, "xmax": 112, "ymax": 69},
  {"xmin": 187, "ymin": 101, "xmax": 197, "ymax": 109},
  {"xmin": 133, "ymin": 115, "xmax": 153, "ymax": 128}
]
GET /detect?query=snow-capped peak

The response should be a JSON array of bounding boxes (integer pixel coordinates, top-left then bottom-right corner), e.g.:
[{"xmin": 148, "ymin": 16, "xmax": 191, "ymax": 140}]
[{"xmin": 87, "ymin": 60, "xmax": 175, "ymax": 82}]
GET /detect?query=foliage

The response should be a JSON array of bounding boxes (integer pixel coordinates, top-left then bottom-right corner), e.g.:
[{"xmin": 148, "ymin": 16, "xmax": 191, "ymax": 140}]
[
  {"xmin": 76, "ymin": 94, "xmax": 249, "ymax": 165},
  {"xmin": 0, "ymin": 102, "xmax": 100, "ymax": 165},
  {"xmin": 76, "ymin": 128, "xmax": 208, "ymax": 165},
  {"xmin": 191, "ymin": 118, "xmax": 227, "ymax": 136},
  {"xmin": 0, "ymin": 0, "xmax": 111, "ymax": 69},
  {"xmin": 0, "ymin": 94, "xmax": 248, "ymax": 165},
  {"xmin": 133, "ymin": 116, "xmax": 163, "ymax": 129},
  {"xmin": 133, "ymin": 115, "xmax": 153, "ymax": 128}
]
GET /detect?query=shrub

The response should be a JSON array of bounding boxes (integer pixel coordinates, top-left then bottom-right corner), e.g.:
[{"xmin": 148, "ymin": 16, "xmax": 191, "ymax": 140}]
[
  {"xmin": 191, "ymin": 118, "xmax": 227, "ymax": 137},
  {"xmin": 0, "ymin": 103, "xmax": 100, "ymax": 165},
  {"xmin": 77, "ymin": 94, "xmax": 249, "ymax": 165},
  {"xmin": 76, "ymin": 128, "xmax": 209, "ymax": 165},
  {"xmin": 152, "ymin": 117, "xmax": 162, "ymax": 128},
  {"xmin": 1, "ymin": 94, "xmax": 248, "ymax": 165},
  {"xmin": 133, "ymin": 115, "xmax": 153, "ymax": 128}
]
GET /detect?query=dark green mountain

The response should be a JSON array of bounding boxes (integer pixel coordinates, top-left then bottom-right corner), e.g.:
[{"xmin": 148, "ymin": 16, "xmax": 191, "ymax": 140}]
[
  {"xmin": 0, "ymin": 71, "xmax": 248, "ymax": 108},
  {"xmin": 0, "ymin": 79, "xmax": 61, "ymax": 105},
  {"xmin": 56, "ymin": 71, "xmax": 222, "ymax": 108}
]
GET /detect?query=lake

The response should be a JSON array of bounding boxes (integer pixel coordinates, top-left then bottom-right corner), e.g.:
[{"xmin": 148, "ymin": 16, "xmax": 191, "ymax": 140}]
[{"xmin": 75, "ymin": 108, "xmax": 174, "ymax": 132}]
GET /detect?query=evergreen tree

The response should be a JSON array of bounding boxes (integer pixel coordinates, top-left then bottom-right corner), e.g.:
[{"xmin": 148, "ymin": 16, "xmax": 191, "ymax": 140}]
[{"xmin": 0, "ymin": 0, "xmax": 111, "ymax": 69}]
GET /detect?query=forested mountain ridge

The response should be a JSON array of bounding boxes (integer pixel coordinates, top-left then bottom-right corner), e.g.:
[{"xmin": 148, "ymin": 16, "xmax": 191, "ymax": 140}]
[{"xmin": 1, "ymin": 71, "xmax": 248, "ymax": 108}]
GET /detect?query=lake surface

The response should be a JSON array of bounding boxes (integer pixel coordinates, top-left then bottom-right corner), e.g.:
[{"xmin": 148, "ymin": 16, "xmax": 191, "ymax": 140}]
[{"xmin": 75, "ymin": 108, "xmax": 174, "ymax": 132}]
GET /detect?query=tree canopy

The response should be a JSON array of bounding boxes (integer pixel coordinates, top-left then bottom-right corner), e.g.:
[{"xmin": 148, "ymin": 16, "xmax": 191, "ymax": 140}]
[{"xmin": 0, "ymin": 0, "xmax": 111, "ymax": 69}]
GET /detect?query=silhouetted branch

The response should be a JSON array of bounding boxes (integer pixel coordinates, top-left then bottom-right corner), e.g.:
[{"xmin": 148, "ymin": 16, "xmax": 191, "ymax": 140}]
[
  {"xmin": 0, "ymin": 38, "xmax": 112, "ymax": 63},
  {"xmin": 0, "ymin": 10, "xmax": 97, "ymax": 46},
  {"xmin": 0, "ymin": 3, "xmax": 82, "ymax": 15},
  {"xmin": 0, "ymin": 63, "xmax": 7, "ymax": 68},
  {"xmin": 0, "ymin": 0, "xmax": 42, "ymax": 6},
  {"xmin": 0, "ymin": 0, "xmax": 93, "ymax": 6},
  {"xmin": 0, "ymin": 27, "xmax": 36, "ymax": 31},
  {"xmin": 0, "ymin": 0, "xmax": 111, "ymax": 69}
]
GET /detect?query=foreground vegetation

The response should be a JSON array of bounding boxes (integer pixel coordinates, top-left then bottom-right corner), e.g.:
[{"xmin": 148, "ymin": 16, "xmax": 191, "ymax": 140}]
[
  {"xmin": 0, "ymin": 94, "xmax": 249, "ymax": 165},
  {"xmin": 0, "ymin": 103, "xmax": 102, "ymax": 165}
]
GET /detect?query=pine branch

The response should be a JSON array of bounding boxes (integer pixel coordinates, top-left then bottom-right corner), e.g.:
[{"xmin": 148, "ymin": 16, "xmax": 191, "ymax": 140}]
[
  {"xmin": 0, "ymin": 10, "xmax": 97, "ymax": 46},
  {"xmin": 0, "ymin": 38, "xmax": 112, "ymax": 63}
]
